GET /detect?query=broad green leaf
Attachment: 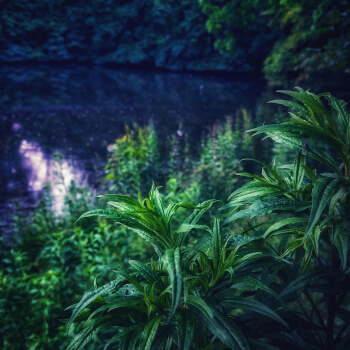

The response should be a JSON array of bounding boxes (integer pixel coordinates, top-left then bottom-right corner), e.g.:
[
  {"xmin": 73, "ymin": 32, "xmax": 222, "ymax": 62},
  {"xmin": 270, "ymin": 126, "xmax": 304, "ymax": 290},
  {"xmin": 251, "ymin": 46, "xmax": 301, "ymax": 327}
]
[
  {"xmin": 77, "ymin": 208, "xmax": 122, "ymax": 222},
  {"xmin": 302, "ymin": 165, "xmax": 318, "ymax": 183},
  {"xmin": 87, "ymin": 296, "xmax": 146, "ymax": 321},
  {"xmin": 293, "ymin": 152, "xmax": 306, "ymax": 190},
  {"xmin": 164, "ymin": 248, "xmax": 183, "ymax": 323},
  {"xmin": 228, "ymin": 231, "xmax": 265, "ymax": 246},
  {"xmin": 175, "ymin": 199, "xmax": 217, "ymax": 245},
  {"xmin": 177, "ymin": 311, "xmax": 195, "ymax": 350},
  {"xmin": 153, "ymin": 186, "xmax": 166, "ymax": 218},
  {"xmin": 225, "ymin": 184, "xmax": 283, "ymax": 208},
  {"xmin": 77, "ymin": 208, "xmax": 168, "ymax": 250},
  {"xmin": 333, "ymin": 223, "xmax": 348, "ymax": 270},
  {"xmin": 67, "ymin": 276, "xmax": 125, "ymax": 331},
  {"xmin": 233, "ymin": 252, "xmax": 282, "ymax": 270},
  {"xmin": 304, "ymin": 177, "xmax": 340, "ymax": 241},
  {"xmin": 248, "ymin": 123, "xmax": 342, "ymax": 150},
  {"xmin": 212, "ymin": 219, "xmax": 223, "ymax": 269},
  {"xmin": 277, "ymin": 89, "xmax": 332, "ymax": 125},
  {"xmin": 253, "ymin": 133, "xmax": 342, "ymax": 176},
  {"xmin": 268, "ymin": 99, "xmax": 309, "ymax": 120},
  {"xmin": 176, "ymin": 223, "xmax": 212, "ymax": 234},
  {"xmin": 310, "ymin": 226, "xmax": 321, "ymax": 256},
  {"xmin": 97, "ymin": 194, "xmax": 140, "ymax": 208},
  {"xmin": 264, "ymin": 217, "xmax": 308, "ymax": 238},
  {"xmin": 128, "ymin": 260, "xmax": 164, "ymax": 287},
  {"xmin": 184, "ymin": 295, "xmax": 213, "ymax": 319},
  {"xmin": 203, "ymin": 303, "xmax": 250, "ymax": 350},
  {"xmin": 114, "ymin": 266, "xmax": 144, "ymax": 293},
  {"xmin": 67, "ymin": 318, "xmax": 113, "ymax": 350},
  {"xmin": 140, "ymin": 315, "xmax": 163, "ymax": 350},
  {"xmin": 279, "ymin": 269, "xmax": 336, "ymax": 301},
  {"xmin": 226, "ymin": 276, "xmax": 283, "ymax": 305},
  {"xmin": 326, "ymin": 95, "xmax": 350, "ymax": 142},
  {"xmin": 221, "ymin": 297, "xmax": 288, "ymax": 327},
  {"xmin": 302, "ymin": 145, "xmax": 342, "ymax": 176},
  {"xmin": 224, "ymin": 199, "xmax": 310, "ymax": 225}
]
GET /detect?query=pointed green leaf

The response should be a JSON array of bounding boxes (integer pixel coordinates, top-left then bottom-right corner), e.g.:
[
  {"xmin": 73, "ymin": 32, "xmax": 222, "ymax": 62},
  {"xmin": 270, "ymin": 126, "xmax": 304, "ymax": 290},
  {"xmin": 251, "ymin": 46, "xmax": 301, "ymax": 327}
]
[
  {"xmin": 212, "ymin": 219, "xmax": 223, "ymax": 269},
  {"xmin": 304, "ymin": 177, "xmax": 339, "ymax": 241},
  {"xmin": 203, "ymin": 303, "xmax": 250, "ymax": 350},
  {"xmin": 164, "ymin": 248, "xmax": 183, "ymax": 323},
  {"xmin": 227, "ymin": 276, "xmax": 283, "ymax": 305},
  {"xmin": 228, "ymin": 231, "xmax": 265, "ymax": 246},
  {"xmin": 67, "ymin": 277, "xmax": 125, "ymax": 331},
  {"xmin": 293, "ymin": 153, "xmax": 306, "ymax": 190},
  {"xmin": 177, "ymin": 311, "xmax": 195, "ymax": 350},
  {"xmin": 140, "ymin": 315, "xmax": 163, "ymax": 350},
  {"xmin": 221, "ymin": 297, "xmax": 288, "ymax": 327},
  {"xmin": 184, "ymin": 295, "xmax": 213, "ymax": 319},
  {"xmin": 129, "ymin": 260, "xmax": 164, "ymax": 287},
  {"xmin": 333, "ymin": 224, "xmax": 348, "ymax": 270},
  {"xmin": 264, "ymin": 217, "xmax": 308, "ymax": 238},
  {"xmin": 279, "ymin": 269, "xmax": 336, "ymax": 301},
  {"xmin": 224, "ymin": 199, "xmax": 310, "ymax": 225}
]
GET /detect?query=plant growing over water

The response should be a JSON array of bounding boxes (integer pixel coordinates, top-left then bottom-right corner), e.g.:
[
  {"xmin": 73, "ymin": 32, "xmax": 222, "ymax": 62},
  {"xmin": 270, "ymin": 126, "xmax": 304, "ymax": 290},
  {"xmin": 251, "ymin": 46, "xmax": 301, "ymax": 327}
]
[{"xmin": 67, "ymin": 88, "xmax": 350, "ymax": 349}]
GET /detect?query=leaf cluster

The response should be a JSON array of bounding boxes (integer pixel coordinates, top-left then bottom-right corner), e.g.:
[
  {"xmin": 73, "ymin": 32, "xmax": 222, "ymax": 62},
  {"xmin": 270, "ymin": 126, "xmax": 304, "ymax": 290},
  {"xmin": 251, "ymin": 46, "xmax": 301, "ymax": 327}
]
[{"xmin": 68, "ymin": 88, "xmax": 350, "ymax": 349}]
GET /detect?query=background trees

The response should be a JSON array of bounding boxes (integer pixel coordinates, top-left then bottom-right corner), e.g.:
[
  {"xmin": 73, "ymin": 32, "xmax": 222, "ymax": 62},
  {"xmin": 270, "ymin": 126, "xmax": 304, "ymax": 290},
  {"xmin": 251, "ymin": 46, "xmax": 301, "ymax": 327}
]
[{"xmin": 1, "ymin": 0, "xmax": 349, "ymax": 83}]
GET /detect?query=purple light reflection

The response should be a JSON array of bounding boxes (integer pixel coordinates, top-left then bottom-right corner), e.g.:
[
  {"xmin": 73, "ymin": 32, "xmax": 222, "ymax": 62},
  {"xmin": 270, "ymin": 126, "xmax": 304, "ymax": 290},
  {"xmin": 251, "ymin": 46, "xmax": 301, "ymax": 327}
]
[
  {"xmin": 19, "ymin": 140, "xmax": 48, "ymax": 191},
  {"xmin": 18, "ymin": 140, "xmax": 83, "ymax": 215}
]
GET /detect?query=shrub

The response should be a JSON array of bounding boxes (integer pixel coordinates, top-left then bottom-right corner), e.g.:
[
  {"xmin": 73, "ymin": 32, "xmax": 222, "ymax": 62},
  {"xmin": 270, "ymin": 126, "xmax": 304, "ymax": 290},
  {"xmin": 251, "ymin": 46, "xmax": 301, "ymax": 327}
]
[{"xmin": 67, "ymin": 88, "xmax": 350, "ymax": 349}]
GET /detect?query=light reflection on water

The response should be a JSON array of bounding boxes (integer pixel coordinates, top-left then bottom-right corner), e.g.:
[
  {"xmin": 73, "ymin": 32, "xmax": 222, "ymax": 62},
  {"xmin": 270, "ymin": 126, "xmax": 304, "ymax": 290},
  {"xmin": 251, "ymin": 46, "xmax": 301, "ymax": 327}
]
[
  {"xmin": 0, "ymin": 65, "xmax": 267, "ymax": 237},
  {"xmin": 18, "ymin": 139, "xmax": 83, "ymax": 215}
]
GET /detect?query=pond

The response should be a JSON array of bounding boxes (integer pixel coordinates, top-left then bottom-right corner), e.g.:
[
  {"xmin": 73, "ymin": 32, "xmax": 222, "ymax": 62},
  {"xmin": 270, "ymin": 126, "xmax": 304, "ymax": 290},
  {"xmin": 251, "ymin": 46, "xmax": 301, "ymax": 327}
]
[
  {"xmin": 0, "ymin": 64, "xmax": 264, "ymax": 235},
  {"xmin": 2, "ymin": 64, "xmax": 350, "ymax": 239}
]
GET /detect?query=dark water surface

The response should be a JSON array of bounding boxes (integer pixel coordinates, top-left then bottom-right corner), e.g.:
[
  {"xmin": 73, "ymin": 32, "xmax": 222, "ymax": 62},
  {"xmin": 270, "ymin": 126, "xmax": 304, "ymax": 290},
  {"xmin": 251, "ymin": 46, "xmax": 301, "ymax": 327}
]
[
  {"xmin": 2, "ymin": 64, "xmax": 350, "ymax": 238},
  {"xmin": 0, "ymin": 64, "xmax": 267, "ymax": 235}
]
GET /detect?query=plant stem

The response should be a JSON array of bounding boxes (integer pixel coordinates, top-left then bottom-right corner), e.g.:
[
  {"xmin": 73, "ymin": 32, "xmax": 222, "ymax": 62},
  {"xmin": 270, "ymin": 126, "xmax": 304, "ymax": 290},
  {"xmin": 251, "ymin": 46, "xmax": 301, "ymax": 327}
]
[
  {"xmin": 326, "ymin": 293, "xmax": 336, "ymax": 350},
  {"xmin": 325, "ymin": 246, "xmax": 338, "ymax": 350},
  {"xmin": 304, "ymin": 291, "xmax": 326, "ymax": 329},
  {"xmin": 296, "ymin": 298, "xmax": 323, "ymax": 345}
]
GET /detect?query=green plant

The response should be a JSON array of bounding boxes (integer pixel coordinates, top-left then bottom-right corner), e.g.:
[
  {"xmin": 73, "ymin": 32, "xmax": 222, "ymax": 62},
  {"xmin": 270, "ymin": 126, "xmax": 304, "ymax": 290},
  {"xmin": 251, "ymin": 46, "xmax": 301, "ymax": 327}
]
[
  {"xmin": 166, "ymin": 116, "xmax": 252, "ymax": 205},
  {"xmin": 67, "ymin": 88, "xmax": 349, "ymax": 349},
  {"xmin": 223, "ymin": 88, "xmax": 350, "ymax": 349},
  {"xmin": 0, "ymin": 180, "xmax": 150, "ymax": 350},
  {"xmin": 105, "ymin": 123, "xmax": 160, "ymax": 197},
  {"xmin": 67, "ymin": 185, "xmax": 288, "ymax": 349}
]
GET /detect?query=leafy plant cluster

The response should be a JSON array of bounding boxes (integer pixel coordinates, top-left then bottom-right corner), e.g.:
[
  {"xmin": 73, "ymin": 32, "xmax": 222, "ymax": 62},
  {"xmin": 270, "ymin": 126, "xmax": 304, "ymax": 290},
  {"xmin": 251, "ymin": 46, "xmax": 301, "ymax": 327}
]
[
  {"xmin": 105, "ymin": 116, "xmax": 252, "ymax": 203},
  {"xmin": 0, "ymin": 113, "xmax": 250, "ymax": 349},
  {"xmin": 68, "ymin": 89, "xmax": 350, "ymax": 349},
  {"xmin": 0, "ymin": 181, "xmax": 151, "ymax": 350}
]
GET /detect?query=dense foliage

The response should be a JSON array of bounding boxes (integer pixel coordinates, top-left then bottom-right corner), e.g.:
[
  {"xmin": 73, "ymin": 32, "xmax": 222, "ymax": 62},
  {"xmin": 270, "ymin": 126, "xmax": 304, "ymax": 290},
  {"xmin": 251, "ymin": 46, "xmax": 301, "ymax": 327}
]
[
  {"xmin": 0, "ymin": 116, "xmax": 251, "ymax": 349},
  {"xmin": 200, "ymin": 0, "xmax": 350, "ymax": 83},
  {"xmin": 1, "ymin": 0, "xmax": 349, "ymax": 83},
  {"xmin": 0, "ymin": 182, "xmax": 153, "ymax": 349},
  {"xmin": 67, "ymin": 89, "xmax": 350, "ymax": 349},
  {"xmin": 0, "ymin": 0, "xmax": 238, "ymax": 72}
]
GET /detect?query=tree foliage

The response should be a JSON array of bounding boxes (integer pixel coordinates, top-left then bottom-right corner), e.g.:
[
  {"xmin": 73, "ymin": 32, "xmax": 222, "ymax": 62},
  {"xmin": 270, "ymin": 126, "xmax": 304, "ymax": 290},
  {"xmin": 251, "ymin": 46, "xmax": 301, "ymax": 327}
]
[
  {"xmin": 2, "ymin": 0, "xmax": 349, "ymax": 81},
  {"xmin": 0, "ymin": 0, "xmax": 239, "ymax": 72},
  {"xmin": 200, "ymin": 0, "xmax": 350, "ymax": 83}
]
